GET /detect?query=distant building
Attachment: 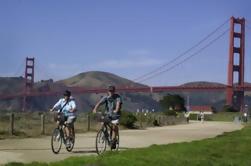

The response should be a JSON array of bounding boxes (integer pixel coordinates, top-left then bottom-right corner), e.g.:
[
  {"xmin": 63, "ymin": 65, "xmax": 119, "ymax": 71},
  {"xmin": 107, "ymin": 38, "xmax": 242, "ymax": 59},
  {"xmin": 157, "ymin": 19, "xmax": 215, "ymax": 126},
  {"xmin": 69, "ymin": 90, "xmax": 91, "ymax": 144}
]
[{"xmin": 189, "ymin": 106, "xmax": 214, "ymax": 115}]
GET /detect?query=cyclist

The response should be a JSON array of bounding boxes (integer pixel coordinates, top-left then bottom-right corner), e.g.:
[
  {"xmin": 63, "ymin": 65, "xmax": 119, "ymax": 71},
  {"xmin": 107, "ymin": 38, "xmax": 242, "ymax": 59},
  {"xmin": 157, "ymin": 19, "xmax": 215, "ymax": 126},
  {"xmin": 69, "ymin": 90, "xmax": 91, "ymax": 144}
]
[
  {"xmin": 93, "ymin": 85, "xmax": 122, "ymax": 149},
  {"xmin": 50, "ymin": 90, "xmax": 77, "ymax": 147}
]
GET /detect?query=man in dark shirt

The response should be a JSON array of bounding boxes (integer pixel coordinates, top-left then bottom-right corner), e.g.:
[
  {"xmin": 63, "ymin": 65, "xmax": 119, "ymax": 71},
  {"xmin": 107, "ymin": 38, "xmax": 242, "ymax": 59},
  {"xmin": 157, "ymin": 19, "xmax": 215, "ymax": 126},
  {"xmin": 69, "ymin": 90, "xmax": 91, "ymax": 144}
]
[{"xmin": 93, "ymin": 85, "xmax": 122, "ymax": 149}]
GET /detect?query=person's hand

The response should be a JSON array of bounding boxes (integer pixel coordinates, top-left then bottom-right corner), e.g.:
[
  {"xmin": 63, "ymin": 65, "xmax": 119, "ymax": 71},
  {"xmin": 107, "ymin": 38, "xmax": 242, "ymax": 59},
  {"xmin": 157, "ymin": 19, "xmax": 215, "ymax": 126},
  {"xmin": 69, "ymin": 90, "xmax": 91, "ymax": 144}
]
[
  {"xmin": 92, "ymin": 108, "xmax": 97, "ymax": 113},
  {"xmin": 69, "ymin": 109, "xmax": 75, "ymax": 112},
  {"xmin": 49, "ymin": 108, "xmax": 54, "ymax": 112}
]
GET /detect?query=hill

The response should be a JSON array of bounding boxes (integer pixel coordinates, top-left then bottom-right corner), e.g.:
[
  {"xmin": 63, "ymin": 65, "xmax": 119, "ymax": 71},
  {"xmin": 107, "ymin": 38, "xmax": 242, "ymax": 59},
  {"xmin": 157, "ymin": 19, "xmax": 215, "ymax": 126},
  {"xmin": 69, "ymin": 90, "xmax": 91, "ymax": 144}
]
[
  {"xmin": 0, "ymin": 71, "xmax": 157, "ymax": 112},
  {"xmin": 1, "ymin": 72, "xmax": 249, "ymax": 112},
  {"xmin": 58, "ymin": 71, "xmax": 145, "ymax": 88}
]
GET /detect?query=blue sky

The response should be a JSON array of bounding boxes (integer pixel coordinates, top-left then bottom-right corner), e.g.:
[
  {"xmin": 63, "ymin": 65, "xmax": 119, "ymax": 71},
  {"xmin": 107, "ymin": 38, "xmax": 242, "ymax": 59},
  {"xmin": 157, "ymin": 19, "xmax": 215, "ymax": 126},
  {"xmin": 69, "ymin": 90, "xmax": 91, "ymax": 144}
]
[{"xmin": 0, "ymin": 0, "xmax": 251, "ymax": 86}]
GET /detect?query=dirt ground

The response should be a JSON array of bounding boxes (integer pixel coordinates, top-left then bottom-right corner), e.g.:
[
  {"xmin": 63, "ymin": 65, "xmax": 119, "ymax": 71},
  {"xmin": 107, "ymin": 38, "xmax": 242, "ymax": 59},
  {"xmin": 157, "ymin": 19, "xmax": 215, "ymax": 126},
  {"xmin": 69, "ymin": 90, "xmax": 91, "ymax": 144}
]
[{"xmin": 0, "ymin": 121, "xmax": 243, "ymax": 165}]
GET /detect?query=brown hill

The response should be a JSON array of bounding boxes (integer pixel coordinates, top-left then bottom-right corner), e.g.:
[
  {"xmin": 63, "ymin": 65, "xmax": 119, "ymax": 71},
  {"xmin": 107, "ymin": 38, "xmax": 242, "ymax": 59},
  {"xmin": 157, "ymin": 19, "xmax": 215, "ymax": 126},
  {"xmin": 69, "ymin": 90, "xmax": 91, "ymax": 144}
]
[
  {"xmin": 0, "ymin": 71, "xmax": 156, "ymax": 112},
  {"xmin": 57, "ymin": 71, "xmax": 146, "ymax": 88}
]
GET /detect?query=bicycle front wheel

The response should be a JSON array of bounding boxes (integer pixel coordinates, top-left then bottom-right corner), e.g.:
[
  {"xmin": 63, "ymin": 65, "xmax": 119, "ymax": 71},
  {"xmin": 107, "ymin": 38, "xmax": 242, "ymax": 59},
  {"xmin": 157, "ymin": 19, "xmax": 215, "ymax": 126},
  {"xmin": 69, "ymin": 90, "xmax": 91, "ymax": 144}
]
[
  {"xmin": 95, "ymin": 129, "xmax": 107, "ymax": 155},
  {"xmin": 51, "ymin": 128, "xmax": 62, "ymax": 154}
]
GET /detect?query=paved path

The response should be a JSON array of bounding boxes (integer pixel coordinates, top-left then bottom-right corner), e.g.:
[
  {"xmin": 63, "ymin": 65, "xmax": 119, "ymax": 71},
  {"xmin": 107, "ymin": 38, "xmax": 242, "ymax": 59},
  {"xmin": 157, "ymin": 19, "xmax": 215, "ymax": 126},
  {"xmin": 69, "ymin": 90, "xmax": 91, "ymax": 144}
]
[{"xmin": 0, "ymin": 121, "xmax": 243, "ymax": 165}]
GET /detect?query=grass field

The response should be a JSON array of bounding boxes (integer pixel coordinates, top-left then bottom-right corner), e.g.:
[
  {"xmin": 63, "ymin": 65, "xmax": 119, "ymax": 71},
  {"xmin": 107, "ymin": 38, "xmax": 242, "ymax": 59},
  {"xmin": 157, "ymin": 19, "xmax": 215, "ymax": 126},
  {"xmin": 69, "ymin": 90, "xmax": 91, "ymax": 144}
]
[
  {"xmin": 189, "ymin": 111, "xmax": 240, "ymax": 122},
  {"xmin": 4, "ymin": 123, "xmax": 251, "ymax": 166}
]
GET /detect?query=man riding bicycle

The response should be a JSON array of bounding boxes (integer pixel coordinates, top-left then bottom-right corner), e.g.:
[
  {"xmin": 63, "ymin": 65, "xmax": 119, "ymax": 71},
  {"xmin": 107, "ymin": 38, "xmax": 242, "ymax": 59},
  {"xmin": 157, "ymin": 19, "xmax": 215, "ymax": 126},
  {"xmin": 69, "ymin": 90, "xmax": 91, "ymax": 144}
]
[
  {"xmin": 93, "ymin": 85, "xmax": 122, "ymax": 149},
  {"xmin": 50, "ymin": 90, "xmax": 77, "ymax": 147}
]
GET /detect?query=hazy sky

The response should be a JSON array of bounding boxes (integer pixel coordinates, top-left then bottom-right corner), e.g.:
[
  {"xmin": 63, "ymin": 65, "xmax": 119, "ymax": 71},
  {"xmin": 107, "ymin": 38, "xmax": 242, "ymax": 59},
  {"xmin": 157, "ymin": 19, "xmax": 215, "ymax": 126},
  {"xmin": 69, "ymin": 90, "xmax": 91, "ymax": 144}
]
[{"xmin": 0, "ymin": 0, "xmax": 251, "ymax": 86}]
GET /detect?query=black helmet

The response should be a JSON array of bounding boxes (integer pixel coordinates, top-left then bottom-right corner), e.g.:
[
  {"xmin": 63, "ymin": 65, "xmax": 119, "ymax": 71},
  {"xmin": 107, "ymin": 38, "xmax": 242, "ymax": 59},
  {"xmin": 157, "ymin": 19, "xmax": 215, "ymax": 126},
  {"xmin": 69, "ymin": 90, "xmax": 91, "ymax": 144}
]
[
  {"xmin": 107, "ymin": 85, "xmax": 115, "ymax": 92},
  {"xmin": 63, "ymin": 90, "xmax": 71, "ymax": 97}
]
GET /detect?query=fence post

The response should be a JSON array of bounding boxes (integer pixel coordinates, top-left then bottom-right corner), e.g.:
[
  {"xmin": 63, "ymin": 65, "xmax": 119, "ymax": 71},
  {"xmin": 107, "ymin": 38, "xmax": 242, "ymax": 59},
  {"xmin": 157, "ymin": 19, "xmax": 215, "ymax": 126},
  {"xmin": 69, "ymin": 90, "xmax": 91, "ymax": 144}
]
[
  {"xmin": 158, "ymin": 115, "xmax": 161, "ymax": 126},
  {"xmin": 41, "ymin": 114, "xmax": 45, "ymax": 135},
  {"xmin": 87, "ymin": 113, "xmax": 91, "ymax": 131},
  {"xmin": 9, "ymin": 113, "xmax": 14, "ymax": 135},
  {"xmin": 140, "ymin": 113, "xmax": 143, "ymax": 128}
]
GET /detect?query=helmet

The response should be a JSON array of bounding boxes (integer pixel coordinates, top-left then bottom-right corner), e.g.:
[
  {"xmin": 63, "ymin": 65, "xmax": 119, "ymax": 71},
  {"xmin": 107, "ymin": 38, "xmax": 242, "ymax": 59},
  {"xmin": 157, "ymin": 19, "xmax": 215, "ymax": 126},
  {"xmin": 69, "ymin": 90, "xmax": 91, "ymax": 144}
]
[
  {"xmin": 63, "ymin": 90, "xmax": 71, "ymax": 97},
  {"xmin": 107, "ymin": 85, "xmax": 115, "ymax": 92}
]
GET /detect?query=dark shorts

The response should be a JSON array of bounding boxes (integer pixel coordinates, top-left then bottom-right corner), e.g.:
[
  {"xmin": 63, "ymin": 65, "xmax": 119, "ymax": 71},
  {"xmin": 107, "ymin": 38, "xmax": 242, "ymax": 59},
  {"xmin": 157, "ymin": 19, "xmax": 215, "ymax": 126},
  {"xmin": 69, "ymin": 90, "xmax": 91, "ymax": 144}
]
[{"xmin": 104, "ymin": 114, "xmax": 120, "ymax": 125}]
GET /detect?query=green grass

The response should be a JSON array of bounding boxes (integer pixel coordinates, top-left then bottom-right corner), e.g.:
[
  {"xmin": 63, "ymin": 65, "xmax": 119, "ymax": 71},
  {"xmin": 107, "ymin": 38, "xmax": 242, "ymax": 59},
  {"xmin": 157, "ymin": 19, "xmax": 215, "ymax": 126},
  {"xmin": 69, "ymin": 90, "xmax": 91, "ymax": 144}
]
[
  {"xmin": 189, "ymin": 112, "xmax": 240, "ymax": 122},
  {"xmin": 5, "ymin": 123, "xmax": 251, "ymax": 166},
  {"xmin": 209, "ymin": 112, "xmax": 240, "ymax": 121}
]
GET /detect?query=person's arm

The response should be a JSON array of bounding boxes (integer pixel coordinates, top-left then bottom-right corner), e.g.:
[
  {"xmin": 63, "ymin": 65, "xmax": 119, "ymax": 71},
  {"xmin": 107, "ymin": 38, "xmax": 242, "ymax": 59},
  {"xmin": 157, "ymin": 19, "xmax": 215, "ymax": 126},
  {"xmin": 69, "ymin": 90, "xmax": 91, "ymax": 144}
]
[
  {"xmin": 114, "ymin": 96, "xmax": 122, "ymax": 113},
  {"xmin": 69, "ymin": 100, "xmax": 77, "ymax": 112},
  {"xmin": 50, "ymin": 99, "xmax": 62, "ymax": 112},
  {"xmin": 93, "ymin": 96, "xmax": 106, "ymax": 113}
]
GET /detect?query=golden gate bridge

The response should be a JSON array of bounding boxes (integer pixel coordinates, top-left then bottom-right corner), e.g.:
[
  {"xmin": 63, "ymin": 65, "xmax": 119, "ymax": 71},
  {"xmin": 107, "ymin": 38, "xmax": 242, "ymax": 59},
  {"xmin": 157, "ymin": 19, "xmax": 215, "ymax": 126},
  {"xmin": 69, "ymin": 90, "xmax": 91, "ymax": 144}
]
[{"xmin": 0, "ymin": 17, "xmax": 250, "ymax": 111}]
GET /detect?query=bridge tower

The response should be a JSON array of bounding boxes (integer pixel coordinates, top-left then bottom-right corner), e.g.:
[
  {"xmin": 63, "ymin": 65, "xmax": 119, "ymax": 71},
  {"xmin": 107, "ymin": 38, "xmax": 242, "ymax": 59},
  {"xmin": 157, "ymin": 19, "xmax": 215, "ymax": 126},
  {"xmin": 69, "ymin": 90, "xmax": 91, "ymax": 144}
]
[
  {"xmin": 22, "ymin": 57, "xmax": 35, "ymax": 111},
  {"xmin": 226, "ymin": 17, "xmax": 245, "ymax": 110}
]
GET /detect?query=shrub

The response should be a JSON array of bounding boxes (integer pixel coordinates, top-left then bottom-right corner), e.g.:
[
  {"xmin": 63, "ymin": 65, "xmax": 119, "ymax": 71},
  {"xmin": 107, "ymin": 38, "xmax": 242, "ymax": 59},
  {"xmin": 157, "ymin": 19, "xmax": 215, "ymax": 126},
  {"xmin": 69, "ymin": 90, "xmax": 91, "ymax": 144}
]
[
  {"xmin": 222, "ymin": 105, "xmax": 238, "ymax": 112},
  {"xmin": 164, "ymin": 109, "xmax": 178, "ymax": 116},
  {"xmin": 120, "ymin": 111, "xmax": 137, "ymax": 129}
]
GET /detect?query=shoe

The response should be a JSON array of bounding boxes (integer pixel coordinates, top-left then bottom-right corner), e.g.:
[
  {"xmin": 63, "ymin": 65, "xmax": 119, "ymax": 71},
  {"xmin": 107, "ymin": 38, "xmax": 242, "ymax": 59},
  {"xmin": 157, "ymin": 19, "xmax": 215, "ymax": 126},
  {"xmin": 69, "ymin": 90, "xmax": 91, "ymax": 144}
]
[{"xmin": 66, "ymin": 138, "xmax": 71, "ymax": 148}]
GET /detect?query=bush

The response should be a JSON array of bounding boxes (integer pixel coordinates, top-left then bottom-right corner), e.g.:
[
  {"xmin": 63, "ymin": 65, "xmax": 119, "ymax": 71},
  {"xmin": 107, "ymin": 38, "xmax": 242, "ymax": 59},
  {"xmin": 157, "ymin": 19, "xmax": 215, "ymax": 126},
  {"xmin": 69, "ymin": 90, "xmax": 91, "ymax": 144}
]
[
  {"xmin": 120, "ymin": 111, "xmax": 137, "ymax": 129},
  {"xmin": 222, "ymin": 105, "xmax": 238, "ymax": 112},
  {"xmin": 153, "ymin": 119, "xmax": 160, "ymax": 126},
  {"xmin": 164, "ymin": 109, "xmax": 178, "ymax": 116}
]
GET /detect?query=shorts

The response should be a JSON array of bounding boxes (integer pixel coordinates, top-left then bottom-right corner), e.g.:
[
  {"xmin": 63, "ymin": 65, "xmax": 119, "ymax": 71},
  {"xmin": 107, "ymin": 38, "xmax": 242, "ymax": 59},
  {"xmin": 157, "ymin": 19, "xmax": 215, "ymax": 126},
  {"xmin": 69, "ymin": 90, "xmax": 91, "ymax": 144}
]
[
  {"xmin": 104, "ymin": 114, "xmax": 120, "ymax": 125},
  {"xmin": 110, "ymin": 114, "xmax": 120, "ymax": 125},
  {"xmin": 66, "ymin": 116, "xmax": 77, "ymax": 127},
  {"xmin": 111, "ymin": 119, "xmax": 119, "ymax": 125}
]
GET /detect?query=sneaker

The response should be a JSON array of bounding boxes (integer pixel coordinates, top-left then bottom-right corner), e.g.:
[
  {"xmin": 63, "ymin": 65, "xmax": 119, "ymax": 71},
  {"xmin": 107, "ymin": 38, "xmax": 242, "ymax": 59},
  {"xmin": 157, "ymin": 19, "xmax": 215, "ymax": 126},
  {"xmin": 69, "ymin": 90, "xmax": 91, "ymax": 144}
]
[{"xmin": 66, "ymin": 138, "xmax": 71, "ymax": 148}]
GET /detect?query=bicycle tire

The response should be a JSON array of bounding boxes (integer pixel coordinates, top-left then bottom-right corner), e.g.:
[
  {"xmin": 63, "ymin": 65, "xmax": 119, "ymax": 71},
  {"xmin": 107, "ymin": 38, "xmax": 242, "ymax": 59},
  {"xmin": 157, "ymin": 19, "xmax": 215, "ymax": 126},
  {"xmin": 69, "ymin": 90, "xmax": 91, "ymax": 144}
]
[
  {"xmin": 51, "ymin": 128, "xmax": 62, "ymax": 154},
  {"xmin": 111, "ymin": 129, "xmax": 119, "ymax": 151},
  {"xmin": 66, "ymin": 128, "xmax": 75, "ymax": 152},
  {"xmin": 95, "ymin": 129, "xmax": 107, "ymax": 155}
]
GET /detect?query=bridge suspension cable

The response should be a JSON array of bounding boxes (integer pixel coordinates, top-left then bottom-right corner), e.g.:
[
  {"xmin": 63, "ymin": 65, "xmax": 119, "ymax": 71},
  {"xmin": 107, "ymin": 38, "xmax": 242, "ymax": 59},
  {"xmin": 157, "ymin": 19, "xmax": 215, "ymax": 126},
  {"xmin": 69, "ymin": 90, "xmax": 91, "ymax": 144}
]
[
  {"xmin": 36, "ymin": 60, "xmax": 57, "ymax": 81},
  {"xmin": 133, "ymin": 19, "xmax": 230, "ymax": 82},
  {"xmin": 13, "ymin": 60, "xmax": 25, "ymax": 77},
  {"xmin": 136, "ymin": 28, "xmax": 230, "ymax": 83}
]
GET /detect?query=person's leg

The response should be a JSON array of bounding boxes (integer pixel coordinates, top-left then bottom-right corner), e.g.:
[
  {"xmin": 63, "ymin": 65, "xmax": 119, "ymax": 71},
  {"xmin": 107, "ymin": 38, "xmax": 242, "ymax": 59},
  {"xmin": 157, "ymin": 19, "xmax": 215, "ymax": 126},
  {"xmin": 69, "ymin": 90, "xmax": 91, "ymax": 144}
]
[
  {"xmin": 110, "ymin": 118, "xmax": 119, "ymax": 149},
  {"xmin": 64, "ymin": 116, "xmax": 70, "ymax": 138},
  {"xmin": 66, "ymin": 116, "xmax": 76, "ymax": 138},
  {"xmin": 112, "ymin": 124, "xmax": 118, "ymax": 140}
]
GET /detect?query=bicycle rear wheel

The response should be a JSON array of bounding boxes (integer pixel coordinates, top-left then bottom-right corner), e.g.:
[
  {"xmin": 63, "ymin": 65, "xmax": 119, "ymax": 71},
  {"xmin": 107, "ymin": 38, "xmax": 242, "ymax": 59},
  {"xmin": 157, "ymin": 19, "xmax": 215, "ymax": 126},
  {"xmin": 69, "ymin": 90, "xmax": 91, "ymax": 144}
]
[
  {"xmin": 115, "ymin": 131, "xmax": 119, "ymax": 151},
  {"xmin": 95, "ymin": 129, "xmax": 107, "ymax": 155},
  {"xmin": 66, "ymin": 127, "xmax": 75, "ymax": 152},
  {"xmin": 111, "ymin": 130, "xmax": 119, "ymax": 151},
  {"xmin": 51, "ymin": 128, "xmax": 62, "ymax": 154}
]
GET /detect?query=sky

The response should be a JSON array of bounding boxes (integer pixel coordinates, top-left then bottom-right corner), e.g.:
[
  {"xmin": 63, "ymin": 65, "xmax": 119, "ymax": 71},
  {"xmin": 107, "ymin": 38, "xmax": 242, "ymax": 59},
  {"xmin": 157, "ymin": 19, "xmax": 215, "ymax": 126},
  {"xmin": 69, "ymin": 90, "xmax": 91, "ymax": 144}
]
[{"xmin": 0, "ymin": 0, "xmax": 251, "ymax": 86}]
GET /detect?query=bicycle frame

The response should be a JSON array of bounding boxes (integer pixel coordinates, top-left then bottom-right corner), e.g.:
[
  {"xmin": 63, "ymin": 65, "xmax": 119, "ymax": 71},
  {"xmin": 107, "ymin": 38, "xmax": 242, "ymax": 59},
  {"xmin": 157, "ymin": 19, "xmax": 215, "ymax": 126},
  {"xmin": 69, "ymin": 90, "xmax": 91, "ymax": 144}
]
[
  {"xmin": 51, "ymin": 115, "xmax": 75, "ymax": 154},
  {"xmin": 95, "ymin": 113, "xmax": 119, "ymax": 155}
]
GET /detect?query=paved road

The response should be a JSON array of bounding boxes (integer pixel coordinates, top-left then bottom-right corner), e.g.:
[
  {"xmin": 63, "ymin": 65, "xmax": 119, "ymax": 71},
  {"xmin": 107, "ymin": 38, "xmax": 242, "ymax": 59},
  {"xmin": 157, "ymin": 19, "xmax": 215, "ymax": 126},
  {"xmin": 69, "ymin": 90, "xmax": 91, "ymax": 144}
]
[{"xmin": 0, "ymin": 121, "xmax": 242, "ymax": 165}]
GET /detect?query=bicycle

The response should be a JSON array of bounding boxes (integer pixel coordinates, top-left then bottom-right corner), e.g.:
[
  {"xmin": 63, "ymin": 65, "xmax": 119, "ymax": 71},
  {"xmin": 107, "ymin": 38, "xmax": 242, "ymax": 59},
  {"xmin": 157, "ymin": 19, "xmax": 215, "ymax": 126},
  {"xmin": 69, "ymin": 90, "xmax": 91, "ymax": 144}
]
[
  {"xmin": 95, "ymin": 112, "xmax": 120, "ymax": 155},
  {"xmin": 51, "ymin": 112, "xmax": 75, "ymax": 154}
]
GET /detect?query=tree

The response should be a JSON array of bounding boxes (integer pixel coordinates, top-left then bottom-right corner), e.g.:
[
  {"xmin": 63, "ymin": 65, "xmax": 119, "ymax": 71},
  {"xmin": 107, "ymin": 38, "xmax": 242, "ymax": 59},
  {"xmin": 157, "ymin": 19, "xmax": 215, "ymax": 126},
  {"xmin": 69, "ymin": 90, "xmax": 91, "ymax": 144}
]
[{"xmin": 159, "ymin": 94, "xmax": 186, "ymax": 115}]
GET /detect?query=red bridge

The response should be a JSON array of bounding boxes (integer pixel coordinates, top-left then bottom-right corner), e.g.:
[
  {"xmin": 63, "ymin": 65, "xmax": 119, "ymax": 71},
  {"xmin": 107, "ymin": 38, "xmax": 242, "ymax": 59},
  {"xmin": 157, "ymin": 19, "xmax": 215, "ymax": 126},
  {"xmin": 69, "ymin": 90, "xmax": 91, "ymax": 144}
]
[{"xmin": 0, "ymin": 17, "xmax": 249, "ymax": 111}]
